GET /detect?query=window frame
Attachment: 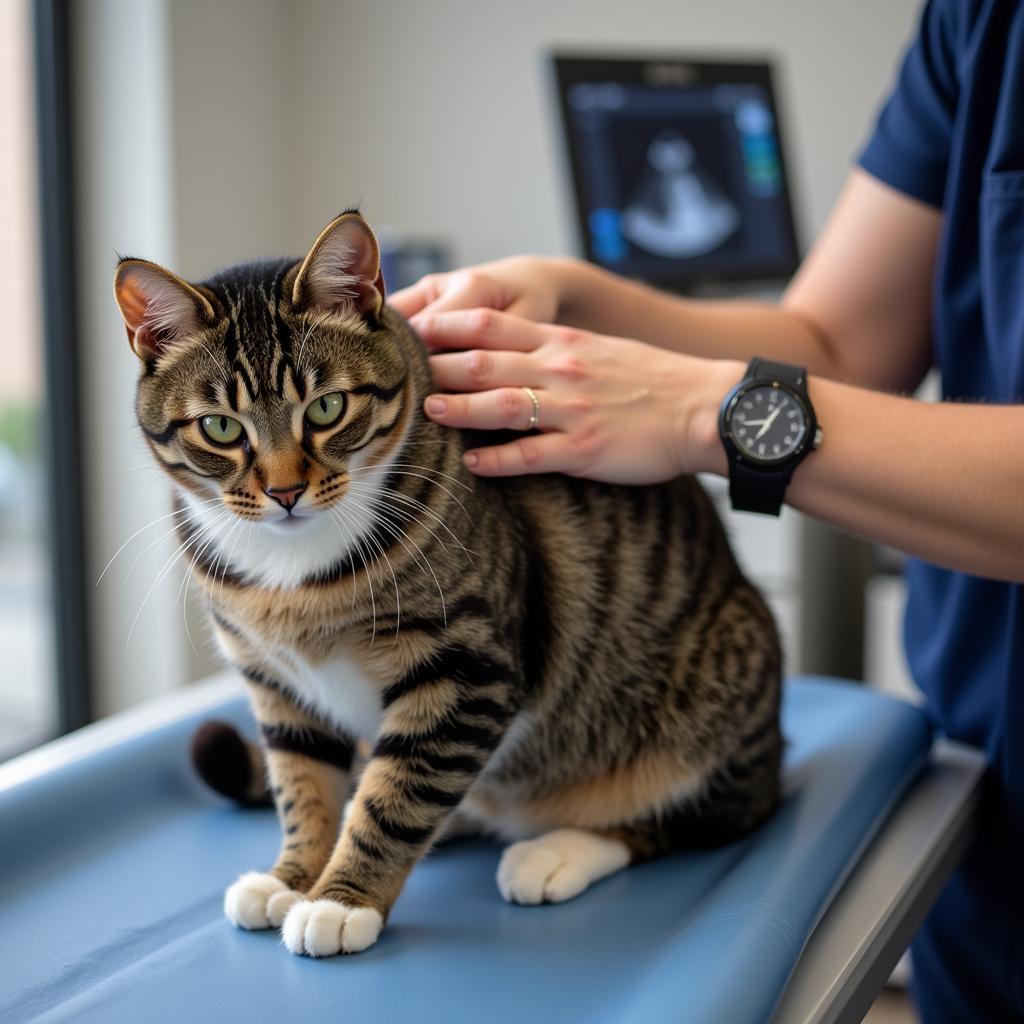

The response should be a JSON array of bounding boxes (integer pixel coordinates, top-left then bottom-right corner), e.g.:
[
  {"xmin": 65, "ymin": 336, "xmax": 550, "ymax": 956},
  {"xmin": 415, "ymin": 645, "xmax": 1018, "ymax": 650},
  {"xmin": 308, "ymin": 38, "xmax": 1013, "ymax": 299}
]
[{"xmin": 33, "ymin": 0, "xmax": 92, "ymax": 733}]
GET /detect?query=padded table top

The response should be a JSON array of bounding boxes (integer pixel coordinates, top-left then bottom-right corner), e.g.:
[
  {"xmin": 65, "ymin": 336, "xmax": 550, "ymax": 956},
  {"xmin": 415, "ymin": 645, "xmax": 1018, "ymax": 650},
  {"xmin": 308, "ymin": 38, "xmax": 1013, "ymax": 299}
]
[{"xmin": 0, "ymin": 677, "xmax": 932, "ymax": 1024}]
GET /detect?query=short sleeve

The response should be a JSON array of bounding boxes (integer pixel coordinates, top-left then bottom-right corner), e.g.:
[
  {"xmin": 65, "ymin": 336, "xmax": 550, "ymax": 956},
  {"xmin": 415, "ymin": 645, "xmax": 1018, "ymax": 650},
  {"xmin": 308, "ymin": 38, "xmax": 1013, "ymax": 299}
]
[{"xmin": 858, "ymin": 0, "xmax": 962, "ymax": 207}]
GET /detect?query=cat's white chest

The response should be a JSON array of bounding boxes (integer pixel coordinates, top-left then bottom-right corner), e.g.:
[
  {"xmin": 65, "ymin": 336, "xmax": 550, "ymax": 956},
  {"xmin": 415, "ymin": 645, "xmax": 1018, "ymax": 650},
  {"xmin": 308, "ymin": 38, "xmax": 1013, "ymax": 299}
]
[{"xmin": 276, "ymin": 650, "xmax": 382, "ymax": 740}]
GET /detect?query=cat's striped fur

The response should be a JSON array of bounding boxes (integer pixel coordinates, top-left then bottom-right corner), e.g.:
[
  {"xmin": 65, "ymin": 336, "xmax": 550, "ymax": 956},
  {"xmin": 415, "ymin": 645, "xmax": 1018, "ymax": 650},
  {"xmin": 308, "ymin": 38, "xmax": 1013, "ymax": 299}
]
[{"xmin": 115, "ymin": 212, "xmax": 782, "ymax": 957}]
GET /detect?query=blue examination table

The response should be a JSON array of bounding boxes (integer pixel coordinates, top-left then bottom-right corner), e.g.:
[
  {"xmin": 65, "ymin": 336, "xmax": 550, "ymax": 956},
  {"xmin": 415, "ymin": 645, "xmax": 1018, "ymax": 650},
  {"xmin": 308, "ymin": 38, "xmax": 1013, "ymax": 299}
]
[{"xmin": 0, "ymin": 675, "xmax": 984, "ymax": 1024}]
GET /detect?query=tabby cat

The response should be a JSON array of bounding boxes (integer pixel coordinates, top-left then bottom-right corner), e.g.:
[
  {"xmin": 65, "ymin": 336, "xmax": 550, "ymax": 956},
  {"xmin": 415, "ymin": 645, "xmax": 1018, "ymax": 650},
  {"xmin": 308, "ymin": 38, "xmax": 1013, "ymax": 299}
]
[{"xmin": 114, "ymin": 211, "xmax": 782, "ymax": 958}]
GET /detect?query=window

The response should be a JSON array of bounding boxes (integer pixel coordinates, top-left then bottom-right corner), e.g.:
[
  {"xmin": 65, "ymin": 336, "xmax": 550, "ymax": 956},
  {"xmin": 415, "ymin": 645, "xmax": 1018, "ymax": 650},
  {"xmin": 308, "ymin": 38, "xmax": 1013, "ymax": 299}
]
[
  {"xmin": 0, "ymin": 0, "xmax": 54, "ymax": 758},
  {"xmin": 1, "ymin": 0, "xmax": 91, "ymax": 759}
]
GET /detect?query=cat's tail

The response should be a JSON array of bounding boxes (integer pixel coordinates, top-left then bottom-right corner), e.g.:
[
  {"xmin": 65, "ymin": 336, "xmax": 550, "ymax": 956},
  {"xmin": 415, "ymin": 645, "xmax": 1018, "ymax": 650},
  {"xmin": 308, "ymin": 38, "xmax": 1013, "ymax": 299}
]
[{"xmin": 189, "ymin": 720, "xmax": 272, "ymax": 807}]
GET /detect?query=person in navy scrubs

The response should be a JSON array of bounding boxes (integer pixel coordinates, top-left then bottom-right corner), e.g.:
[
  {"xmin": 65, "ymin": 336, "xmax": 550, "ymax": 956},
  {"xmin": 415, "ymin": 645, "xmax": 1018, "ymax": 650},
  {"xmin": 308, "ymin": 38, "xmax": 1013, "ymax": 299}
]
[{"xmin": 392, "ymin": 1, "xmax": 1024, "ymax": 1018}]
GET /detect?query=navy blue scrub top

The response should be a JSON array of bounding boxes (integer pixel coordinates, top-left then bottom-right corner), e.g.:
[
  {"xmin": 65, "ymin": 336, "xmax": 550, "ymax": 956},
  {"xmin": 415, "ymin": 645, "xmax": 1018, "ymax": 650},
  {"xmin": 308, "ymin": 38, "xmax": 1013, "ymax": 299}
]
[
  {"xmin": 860, "ymin": 8, "xmax": 1024, "ymax": 1013},
  {"xmin": 859, "ymin": 0, "xmax": 1024, "ymax": 783}
]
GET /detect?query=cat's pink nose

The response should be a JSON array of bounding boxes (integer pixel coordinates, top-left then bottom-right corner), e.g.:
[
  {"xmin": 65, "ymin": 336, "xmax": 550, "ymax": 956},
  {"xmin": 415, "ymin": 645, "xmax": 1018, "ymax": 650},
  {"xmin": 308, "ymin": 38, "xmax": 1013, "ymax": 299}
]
[{"xmin": 265, "ymin": 482, "xmax": 307, "ymax": 511}]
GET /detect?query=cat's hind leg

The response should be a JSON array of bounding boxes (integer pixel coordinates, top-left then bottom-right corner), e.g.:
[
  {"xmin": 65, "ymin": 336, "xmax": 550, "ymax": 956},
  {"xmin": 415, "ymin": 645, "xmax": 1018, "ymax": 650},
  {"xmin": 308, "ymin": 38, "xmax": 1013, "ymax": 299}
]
[
  {"xmin": 496, "ymin": 829, "xmax": 631, "ymax": 905},
  {"xmin": 495, "ymin": 746, "xmax": 783, "ymax": 906}
]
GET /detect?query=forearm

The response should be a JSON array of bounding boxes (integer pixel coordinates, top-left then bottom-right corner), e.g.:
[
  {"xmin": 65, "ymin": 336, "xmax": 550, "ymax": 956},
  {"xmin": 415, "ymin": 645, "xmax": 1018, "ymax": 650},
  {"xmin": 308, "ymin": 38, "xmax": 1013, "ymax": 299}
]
[
  {"xmin": 554, "ymin": 259, "xmax": 843, "ymax": 377},
  {"xmin": 694, "ymin": 366, "xmax": 1024, "ymax": 582}
]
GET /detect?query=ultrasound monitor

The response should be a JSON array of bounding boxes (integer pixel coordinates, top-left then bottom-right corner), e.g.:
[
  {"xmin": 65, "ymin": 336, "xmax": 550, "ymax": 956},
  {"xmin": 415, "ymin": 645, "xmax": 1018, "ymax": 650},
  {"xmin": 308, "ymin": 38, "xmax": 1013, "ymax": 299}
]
[{"xmin": 552, "ymin": 56, "xmax": 800, "ymax": 289}]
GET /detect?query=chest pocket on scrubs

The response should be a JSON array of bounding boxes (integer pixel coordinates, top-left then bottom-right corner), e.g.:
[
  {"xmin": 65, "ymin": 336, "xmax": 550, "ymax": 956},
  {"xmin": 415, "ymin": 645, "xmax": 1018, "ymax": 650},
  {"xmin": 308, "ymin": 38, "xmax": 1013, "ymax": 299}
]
[{"xmin": 979, "ymin": 170, "xmax": 1024, "ymax": 401}]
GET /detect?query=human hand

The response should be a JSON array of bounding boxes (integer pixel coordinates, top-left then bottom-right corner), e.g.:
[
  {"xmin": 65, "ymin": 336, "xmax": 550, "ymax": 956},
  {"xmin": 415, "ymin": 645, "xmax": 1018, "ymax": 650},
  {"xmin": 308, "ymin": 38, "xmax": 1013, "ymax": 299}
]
[
  {"xmin": 389, "ymin": 257, "xmax": 565, "ymax": 342},
  {"xmin": 414, "ymin": 308, "xmax": 737, "ymax": 484}
]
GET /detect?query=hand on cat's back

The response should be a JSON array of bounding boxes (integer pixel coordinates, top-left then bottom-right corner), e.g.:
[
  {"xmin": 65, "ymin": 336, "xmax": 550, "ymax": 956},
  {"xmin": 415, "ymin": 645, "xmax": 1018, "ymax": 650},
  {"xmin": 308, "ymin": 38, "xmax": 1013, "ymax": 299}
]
[{"xmin": 413, "ymin": 309, "xmax": 738, "ymax": 484}]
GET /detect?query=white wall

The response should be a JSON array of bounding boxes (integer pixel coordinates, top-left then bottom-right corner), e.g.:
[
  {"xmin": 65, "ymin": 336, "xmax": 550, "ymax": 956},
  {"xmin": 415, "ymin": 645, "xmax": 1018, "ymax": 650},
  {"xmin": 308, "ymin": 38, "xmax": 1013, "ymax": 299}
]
[{"xmin": 74, "ymin": 0, "xmax": 923, "ymax": 711}]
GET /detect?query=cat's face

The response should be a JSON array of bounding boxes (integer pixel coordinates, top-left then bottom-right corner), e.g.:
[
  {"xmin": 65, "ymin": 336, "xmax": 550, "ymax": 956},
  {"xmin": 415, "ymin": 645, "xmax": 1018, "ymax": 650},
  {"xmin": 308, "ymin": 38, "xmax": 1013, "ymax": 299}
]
[{"xmin": 114, "ymin": 213, "xmax": 410, "ymax": 536}]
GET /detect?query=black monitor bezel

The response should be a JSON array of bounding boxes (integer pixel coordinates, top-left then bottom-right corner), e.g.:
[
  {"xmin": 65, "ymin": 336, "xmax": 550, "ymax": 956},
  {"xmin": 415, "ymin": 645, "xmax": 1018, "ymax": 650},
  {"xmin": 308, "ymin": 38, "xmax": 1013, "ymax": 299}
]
[{"xmin": 551, "ymin": 53, "xmax": 801, "ymax": 289}]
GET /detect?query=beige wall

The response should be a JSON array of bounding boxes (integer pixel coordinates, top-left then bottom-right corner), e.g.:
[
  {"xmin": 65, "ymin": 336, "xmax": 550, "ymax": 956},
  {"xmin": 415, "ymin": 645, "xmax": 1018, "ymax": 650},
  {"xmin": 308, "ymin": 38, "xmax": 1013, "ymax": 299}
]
[{"xmin": 283, "ymin": 1, "xmax": 921, "ymax": 264}]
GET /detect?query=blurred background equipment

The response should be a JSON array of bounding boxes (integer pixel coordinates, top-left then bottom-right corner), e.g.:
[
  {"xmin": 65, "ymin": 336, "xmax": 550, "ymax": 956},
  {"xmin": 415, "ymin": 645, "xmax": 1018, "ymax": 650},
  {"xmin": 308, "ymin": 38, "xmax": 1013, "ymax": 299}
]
[
  {"xmin": 553, "ymin": 55, "xmax": 800, "ymax": 289},
  {"xmin": 377, "ymin": 233, "xmax": 451, "ymax": 295}
]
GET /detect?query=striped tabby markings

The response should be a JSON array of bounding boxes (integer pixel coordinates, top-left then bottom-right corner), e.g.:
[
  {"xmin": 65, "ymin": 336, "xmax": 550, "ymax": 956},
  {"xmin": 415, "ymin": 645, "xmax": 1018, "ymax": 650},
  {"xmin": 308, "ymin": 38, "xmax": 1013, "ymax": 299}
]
[
  {"xmin": 462, "ymin": 748, "xmax": 704, "ymax": 838},
  {"xmin": 226, "ymin": 680, "xmax": 356, "ymax": 929},
  {"xmin": 354, "ymin": 386, "xmax": 411, "ymax": 472},
  {"xmin": 145, "ymin": 433, "xmax": 221, "ymax": 486},
  {"xmin": 280, "ymin": 653, "xmax": 512, "ymax": 957}
]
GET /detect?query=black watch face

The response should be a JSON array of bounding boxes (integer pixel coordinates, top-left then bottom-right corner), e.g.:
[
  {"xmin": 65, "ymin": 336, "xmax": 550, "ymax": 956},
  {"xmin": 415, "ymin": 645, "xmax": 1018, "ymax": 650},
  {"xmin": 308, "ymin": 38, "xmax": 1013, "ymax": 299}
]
[{"xmin": 728, "ymin": 384, "xmax": 808, "ymax": 464}]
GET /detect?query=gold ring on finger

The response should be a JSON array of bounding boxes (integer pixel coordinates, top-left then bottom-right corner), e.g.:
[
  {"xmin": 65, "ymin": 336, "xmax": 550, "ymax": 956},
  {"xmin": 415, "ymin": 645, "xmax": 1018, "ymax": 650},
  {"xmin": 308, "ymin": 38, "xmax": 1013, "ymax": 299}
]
[{"xmin": 522, "ymin": 387, "xmax": 540, "ymax": 430}]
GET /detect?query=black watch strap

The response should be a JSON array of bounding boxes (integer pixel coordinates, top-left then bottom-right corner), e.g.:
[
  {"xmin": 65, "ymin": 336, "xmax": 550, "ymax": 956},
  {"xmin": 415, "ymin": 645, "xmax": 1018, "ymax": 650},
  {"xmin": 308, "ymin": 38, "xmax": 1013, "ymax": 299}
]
[
  {"xmin": 728, "ymin": 458, "xmax": 793, "ymax": 515},
  {"xmin": 747, "ymin": 357, "xmax": 807, "ymax": 391}
]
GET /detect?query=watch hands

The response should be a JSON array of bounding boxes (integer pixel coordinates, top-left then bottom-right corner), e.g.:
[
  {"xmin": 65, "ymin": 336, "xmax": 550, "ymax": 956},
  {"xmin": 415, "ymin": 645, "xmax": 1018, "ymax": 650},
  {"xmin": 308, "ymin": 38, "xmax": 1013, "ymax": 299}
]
[{"xmin": 755, "ymin": 406, "xmax": 783, "ymax": 440}]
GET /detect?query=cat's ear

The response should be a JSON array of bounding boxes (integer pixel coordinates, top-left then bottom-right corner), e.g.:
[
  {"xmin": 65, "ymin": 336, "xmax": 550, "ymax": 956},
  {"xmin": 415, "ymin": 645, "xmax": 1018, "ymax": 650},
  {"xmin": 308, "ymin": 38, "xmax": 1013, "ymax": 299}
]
[
  {"xmin": 113, "ymin": 259, "xmax": 217, "ymax": 361},
  {"xmin": 291, "ymin": 211, "xmax": 386, "ymax": 320}
]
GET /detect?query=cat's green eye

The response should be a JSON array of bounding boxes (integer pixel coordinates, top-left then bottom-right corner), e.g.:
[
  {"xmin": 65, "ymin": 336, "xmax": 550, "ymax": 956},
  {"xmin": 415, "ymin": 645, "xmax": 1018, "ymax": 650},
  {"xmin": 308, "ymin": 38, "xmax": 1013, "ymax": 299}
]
[
  {"xmin": 305, "ymin": 392, "xmax": 346, "ymax": 428},
  {"xmin": 199, "ymin": 414, "xmax": 244, "ymax": 446}
]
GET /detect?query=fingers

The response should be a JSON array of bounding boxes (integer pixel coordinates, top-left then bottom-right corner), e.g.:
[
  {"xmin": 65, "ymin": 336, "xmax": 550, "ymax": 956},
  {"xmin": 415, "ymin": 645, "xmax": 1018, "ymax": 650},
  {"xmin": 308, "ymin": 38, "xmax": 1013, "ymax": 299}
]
[
  {"xmin": 462, "ymin": 434, "xmax": 582, "ymax": 477},
  {"xmin": 424, "ymin": 387, "xmax": 556, "ymax": 432},
  {"xmin": 412, "ymin": 308, "xmax": 548, "ymax": 353},
  {"xmin": 388, "ymin": 277, "xmax": 440, "ymax": 318},
  {"xmin": 391, "ymin": 270, "xmax": 502, "ymax": 319},
  {"xmin": 429, "ymin": 349, "xmax": 537, "ymax": 392},
  {"xmin": 411, "ymin": 276, "xmax": 496, "ymax": 317}
]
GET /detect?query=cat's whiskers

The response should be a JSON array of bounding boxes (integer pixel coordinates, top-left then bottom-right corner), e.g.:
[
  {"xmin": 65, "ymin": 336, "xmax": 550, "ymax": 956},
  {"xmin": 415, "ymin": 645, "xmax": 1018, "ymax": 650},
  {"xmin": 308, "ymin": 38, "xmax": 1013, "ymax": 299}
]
[
  {"xmin": 360, "ymin": 493, "xmax": 448, "ymax": 626},
  {"xmin": 128, "ymin": 503, "xmax": 228, "ymax": 582},
  {"xmin": 358, "ymin": 460, "xmax": 473, "ymax": 493},
  {"xmin": 344, "ymin": 486, "xmax": 459, "ymax": 580},
  {"xmin": 123, "ymin": 497, "xmax": 249, "ymax": 584},
  {"xmin": 179, "ymin": 535, "xmax": 210, "ymax": 658},
  {"xmin": 346, "ymin": 489, "xmax": 438, "ymax": 574},
  {"xmin": 127, "ymin": 507, "xmax": 233, "ymax": 646},
  {"xmin": 216, "ymin": 516, "xmax": 254, "ymax": 609},
  {"xmin": 345, "ymin": 480, "xmax": 475, "ymax": 564},
  {"xmin": 327, "ymin": 505, "xmax": 380, "ymax": 642},
  {"xmin": 177, "ymin": 531, "xmax": 212, "ymax": 655},
  {"xmin": 151, "ymin": 508, "xmax": 232, "ymax": 619},
  {"xmin": 323, "ymin": 502, "xmax": 372, "ymax": 614},
  {"xmin": 188, "ymin": 511, "xmax": 244, "ymax": 645},
  {"xmin": 340, "ymin": 489, "xmax": 448, "ymax": 627},
  {"xmin": 207, "ymin": 511, "xmax": 245, "ymax": 593},
  {"xmin": 331, "ymin": 502, "xmax": 402, "ymax": 639},
  {"xmin": 348, "ymin": 466, "xmax": 471, "ymax": 515},
  {"xmin": 98, "ymin": 496, "xmax": 223, "ymax": 585}
]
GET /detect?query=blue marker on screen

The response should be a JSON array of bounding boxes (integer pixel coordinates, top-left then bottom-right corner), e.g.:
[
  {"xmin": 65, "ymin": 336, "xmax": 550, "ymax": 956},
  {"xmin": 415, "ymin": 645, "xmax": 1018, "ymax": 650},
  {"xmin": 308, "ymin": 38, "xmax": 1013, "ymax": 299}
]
[
  {"xmin": 735, "ymin": 99, "xmax": 781, "ymax": 197},
  {"xmin": 589, "ymin": 207, "xmax": 628, "ymax": 264}
]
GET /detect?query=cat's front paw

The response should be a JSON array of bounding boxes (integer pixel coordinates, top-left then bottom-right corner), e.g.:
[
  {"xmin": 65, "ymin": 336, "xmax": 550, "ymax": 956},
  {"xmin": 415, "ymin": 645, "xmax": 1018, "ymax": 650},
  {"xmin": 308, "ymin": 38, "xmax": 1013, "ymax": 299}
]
[
  {"xmin": 281, "ymin": 899, "xmax": 383, "ymax": 957},
  {"xmin": 224, "ymin": 871, "xmax": 302, "ymax": 930}
]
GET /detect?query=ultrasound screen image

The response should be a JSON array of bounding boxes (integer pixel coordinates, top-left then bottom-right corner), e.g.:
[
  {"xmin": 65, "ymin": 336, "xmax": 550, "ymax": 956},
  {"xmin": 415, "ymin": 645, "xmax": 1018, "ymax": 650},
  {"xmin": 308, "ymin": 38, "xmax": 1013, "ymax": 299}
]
[
  {"xmin": 618, "ymin": 126, "xmax": 740, "ymax": 260},
  {"xmin": 555, "ymin": 61, "xmax": 799, "ymax": 287}
]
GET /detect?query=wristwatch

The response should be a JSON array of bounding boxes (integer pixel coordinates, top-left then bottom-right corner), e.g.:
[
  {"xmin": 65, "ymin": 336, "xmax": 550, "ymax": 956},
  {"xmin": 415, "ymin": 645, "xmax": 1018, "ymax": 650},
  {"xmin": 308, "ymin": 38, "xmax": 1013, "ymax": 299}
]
[{"xmin": 718, "ymin": 357, "xmax": 822, "ymax": 516}]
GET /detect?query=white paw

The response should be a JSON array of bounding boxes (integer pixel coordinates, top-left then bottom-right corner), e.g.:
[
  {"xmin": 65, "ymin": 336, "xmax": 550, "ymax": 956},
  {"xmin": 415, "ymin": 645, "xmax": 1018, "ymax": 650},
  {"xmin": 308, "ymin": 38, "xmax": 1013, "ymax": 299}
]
[
  {"xmin": 497, "ymin": 829, "xmax": 631, "ymax": 905},
  {"xmin": 224, "ymin": 871, "xmax": 301, "ymax": 930},
  {"xmin": 281, "ymin": 899, "xmax": 384, "ymax": 957}
]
